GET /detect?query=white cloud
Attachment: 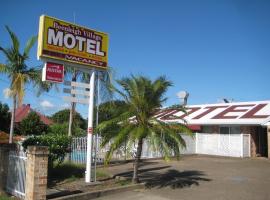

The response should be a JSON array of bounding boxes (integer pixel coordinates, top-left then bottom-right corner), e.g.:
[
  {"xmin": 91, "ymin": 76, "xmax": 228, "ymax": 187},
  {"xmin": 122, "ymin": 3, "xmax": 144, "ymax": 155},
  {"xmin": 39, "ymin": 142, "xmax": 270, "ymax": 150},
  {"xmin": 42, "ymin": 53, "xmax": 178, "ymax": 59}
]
[
  {"xmin": 61, "ymin": 103, "xmax": 70, "ymax": 108},
  {"xmin": 40, "ymin": 100, "xmax": 54, "ymax": 109},
  {"xmin": 3, "ymin": 88, "xmax": 11, "ymax": 99}
]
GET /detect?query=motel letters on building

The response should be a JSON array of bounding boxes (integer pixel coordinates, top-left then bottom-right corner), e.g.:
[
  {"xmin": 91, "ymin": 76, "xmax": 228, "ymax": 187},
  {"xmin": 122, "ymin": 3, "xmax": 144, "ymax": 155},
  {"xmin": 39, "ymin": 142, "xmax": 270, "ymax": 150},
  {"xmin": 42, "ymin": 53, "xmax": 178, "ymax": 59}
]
[{"xmin": 156, "ymin": 101, "xmax": 270, "ymax": 125}]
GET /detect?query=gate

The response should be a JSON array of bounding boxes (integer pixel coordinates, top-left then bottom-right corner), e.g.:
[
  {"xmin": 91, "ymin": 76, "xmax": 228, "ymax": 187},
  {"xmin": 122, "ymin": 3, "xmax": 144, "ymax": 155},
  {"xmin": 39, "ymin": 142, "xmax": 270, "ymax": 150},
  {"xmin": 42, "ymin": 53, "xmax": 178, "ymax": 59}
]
[{"xmin": 6, "ymin": 150, "xmax": 27, "ymax": 199}]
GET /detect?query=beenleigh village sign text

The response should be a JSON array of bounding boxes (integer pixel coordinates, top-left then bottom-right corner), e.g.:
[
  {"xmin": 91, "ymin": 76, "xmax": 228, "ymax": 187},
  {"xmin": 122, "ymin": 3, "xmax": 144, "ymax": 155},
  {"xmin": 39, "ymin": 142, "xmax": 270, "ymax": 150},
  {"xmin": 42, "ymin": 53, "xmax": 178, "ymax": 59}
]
[{"xmin": 37, "ymin": 15, "xmax": 108, "ymax": 69}]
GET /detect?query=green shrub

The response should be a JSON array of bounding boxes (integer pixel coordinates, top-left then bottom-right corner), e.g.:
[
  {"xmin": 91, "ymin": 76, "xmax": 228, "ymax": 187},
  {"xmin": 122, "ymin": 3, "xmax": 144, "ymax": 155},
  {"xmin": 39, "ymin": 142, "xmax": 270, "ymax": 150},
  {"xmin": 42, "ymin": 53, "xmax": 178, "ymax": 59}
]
[{"xmin": 22, "ymin": 134, "xmax": 71, "ymax": 168}]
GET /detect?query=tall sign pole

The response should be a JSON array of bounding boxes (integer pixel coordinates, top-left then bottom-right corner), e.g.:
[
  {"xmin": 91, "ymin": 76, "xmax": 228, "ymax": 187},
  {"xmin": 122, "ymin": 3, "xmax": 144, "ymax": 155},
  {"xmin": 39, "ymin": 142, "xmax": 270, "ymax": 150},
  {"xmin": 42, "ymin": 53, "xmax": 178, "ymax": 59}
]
[
  {"xmin": 86, "ymin": 70, "xmax": 95, "ymax": 182},
  {"xmin": 38, "ymin": 15, "xmax": 109, "ymax": 183}
]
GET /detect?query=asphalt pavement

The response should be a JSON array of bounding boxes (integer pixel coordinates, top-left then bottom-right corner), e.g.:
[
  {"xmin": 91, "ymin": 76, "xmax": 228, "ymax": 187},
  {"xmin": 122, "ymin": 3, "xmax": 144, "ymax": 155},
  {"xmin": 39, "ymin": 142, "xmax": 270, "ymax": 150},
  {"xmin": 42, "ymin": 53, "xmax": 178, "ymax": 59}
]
[{"xmin": 100, "ymin": 155, "xmax": 270, "ymax": 200}]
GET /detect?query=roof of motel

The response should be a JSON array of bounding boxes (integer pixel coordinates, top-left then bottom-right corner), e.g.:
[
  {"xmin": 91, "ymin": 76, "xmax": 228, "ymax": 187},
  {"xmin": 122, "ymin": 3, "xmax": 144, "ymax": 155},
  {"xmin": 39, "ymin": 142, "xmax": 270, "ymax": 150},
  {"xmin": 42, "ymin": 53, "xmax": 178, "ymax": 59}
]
[{"xmin": 156, "ymin": 101, "xmax": 270, "ymax": 126}]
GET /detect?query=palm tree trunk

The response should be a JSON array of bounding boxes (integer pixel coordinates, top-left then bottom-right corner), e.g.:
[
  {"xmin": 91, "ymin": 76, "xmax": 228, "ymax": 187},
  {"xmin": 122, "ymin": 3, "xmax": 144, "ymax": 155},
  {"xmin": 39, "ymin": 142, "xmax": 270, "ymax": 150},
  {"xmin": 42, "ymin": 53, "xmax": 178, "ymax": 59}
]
[
  {"xmin": 68, "ymin": 71, "xmax": 77, "ymax": 137},
  {"xmin": 9, "ymin": 95, "xmax": 16, "ymax": 143},
  {"xmin": 132, "ymin": 138, "xmax": 143, "ymax": 183}
]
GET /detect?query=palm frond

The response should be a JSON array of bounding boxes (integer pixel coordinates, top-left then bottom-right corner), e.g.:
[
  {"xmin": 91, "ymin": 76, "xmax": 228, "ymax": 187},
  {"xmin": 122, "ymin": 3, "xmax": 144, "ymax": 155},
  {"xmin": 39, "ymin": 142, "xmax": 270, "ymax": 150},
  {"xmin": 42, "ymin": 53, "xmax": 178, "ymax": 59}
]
[
  {"xmin": 97, "ymin": 111, "xmax": 134, "ymax": 132},
  {"xmin": 0, "ymin": 46, "xmax": 13, "ymax": 62},
  {"xmin": 23, "ymin": 36, "xmax": 37, "ymax": 58},
  {"xmin": 0, "ymin": 63, "xmax": 10, "ymax": 75},
  {"xmin": 104, "ymin": 124, "xmax": 134, "ymax": 164},
  {"xmin": 5, "ymin": 26, "xmax": 20, "ymax": 52}
]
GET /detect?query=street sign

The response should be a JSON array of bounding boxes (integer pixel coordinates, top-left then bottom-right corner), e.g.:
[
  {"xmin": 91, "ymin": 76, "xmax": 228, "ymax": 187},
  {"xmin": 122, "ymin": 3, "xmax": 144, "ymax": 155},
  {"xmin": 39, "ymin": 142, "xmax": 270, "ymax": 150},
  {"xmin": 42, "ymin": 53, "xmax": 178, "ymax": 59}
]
[
  {"xmin": 64, "ymin": 81, "xmax": 90, "ymax": 89},
  {"xmin": 63, "ymin": 96, "xmax": 89, "ymax": 104},
  {"xmin": 42, "ymin": 62, "xmax": 64, "ymax": 83},
  {"xmin": 63, "ymin": 88, "xmax": 90, "ymax": 96},
  {"xmin": 37, "ymin": 15, "xmax": 109, "ymax": 70}
]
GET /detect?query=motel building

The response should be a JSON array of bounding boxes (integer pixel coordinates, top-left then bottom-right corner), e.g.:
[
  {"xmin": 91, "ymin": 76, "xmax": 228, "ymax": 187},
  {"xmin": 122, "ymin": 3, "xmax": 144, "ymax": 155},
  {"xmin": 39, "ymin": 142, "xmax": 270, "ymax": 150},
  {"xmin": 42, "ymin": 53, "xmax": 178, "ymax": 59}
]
[{"xmin": 144, "ymin": 100, "xmax": 270, "ymax": 159}]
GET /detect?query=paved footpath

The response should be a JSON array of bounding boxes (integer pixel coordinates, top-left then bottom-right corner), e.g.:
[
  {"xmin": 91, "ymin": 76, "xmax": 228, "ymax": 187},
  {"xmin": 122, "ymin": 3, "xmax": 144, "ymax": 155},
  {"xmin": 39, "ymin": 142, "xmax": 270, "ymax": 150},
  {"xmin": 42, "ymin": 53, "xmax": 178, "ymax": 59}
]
[{"xmin": 100, "ymin": 156, "xmax": 270, "ymax": 200}]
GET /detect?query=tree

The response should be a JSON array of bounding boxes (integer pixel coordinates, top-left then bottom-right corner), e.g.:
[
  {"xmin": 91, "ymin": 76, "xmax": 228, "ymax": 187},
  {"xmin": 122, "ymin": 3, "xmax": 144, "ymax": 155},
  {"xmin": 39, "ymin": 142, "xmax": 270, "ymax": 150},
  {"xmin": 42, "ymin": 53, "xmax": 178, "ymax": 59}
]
[
  {"xmin": 18, "ymin": 112, "xmax": 49, "ymax": 135},
  {"xmin": 95, "ymin": 100, "xmax": 128, "ymax": 125},
  {"xmin": 0, "ymin": 26, "xmax": 50, "ymax": 143},
  {"xmin": 51, "ymin": 109, "xmax": 87, "ymax": 135},
  {"xmin": 0, "ymin": 102, "xmax": 11, "ymax": 132},
  {"xmin": 97, "ymin": 75, "xmax": 192, "ymax": 183}
]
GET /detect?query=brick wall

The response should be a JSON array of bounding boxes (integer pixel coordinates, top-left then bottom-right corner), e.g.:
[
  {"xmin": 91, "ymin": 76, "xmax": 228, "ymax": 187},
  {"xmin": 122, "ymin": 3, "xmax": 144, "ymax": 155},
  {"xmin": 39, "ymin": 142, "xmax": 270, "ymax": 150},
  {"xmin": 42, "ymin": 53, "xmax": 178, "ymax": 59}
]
[{"xmin": 25, "ymin": 146, "xmax": 49, "ymax": 200}]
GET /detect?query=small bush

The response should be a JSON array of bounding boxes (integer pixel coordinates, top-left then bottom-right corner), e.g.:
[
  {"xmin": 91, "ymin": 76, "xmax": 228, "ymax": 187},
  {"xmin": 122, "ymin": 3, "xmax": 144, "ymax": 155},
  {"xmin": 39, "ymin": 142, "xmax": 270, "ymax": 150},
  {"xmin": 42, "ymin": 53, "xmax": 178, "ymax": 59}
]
[{"xmin": 22, "ymin": 134, "xmax": 71, "ymax": 168}]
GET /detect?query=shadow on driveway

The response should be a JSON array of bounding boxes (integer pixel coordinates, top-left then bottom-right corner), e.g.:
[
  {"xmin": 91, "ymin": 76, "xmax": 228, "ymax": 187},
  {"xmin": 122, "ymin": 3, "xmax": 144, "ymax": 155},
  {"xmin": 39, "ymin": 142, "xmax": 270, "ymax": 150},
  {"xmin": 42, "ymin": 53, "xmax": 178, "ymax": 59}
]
[
  {"xmin": 115, "ymin": 165, "xmax": 211, "ymax": 189},
  {"xmin": 145, "ymin": 169, "xmax": 211, "ymax": 189}
]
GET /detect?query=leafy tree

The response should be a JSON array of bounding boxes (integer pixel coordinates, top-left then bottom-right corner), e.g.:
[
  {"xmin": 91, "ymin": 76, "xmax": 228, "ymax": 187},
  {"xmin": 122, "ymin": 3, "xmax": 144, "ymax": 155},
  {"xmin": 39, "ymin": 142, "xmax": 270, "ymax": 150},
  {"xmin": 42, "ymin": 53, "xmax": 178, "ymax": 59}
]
[
  {"xmin": 0, "ymin": 26, "xmax": 51, "ymax": 143},
  {"xmin": 95, "ymin": 100, "xmax": 128, "ymax": 125},
  {"xmin": 0, "ymin": 102, "xmax": 11, "ymax": 132},
  {"xmin": 18, "ymin": 112, "xmax": 48, "ymax": 135},
  {"xmin": 49, "ymin": 123, "xmax": 69, "ymax": 135},
  {"xmin": 49, "ymin": 122, "xmax": 85, "ymax": 136},
  {"xmin": 51, "ymin": 109, "xmax": 87, "ymax": 135},
  {"xmin": 97, "ymin": 75, "xmax": 192, "ymax": 183},
  {"xmin": 51, "ymin": 109, "xmax": 87, "ymax": 129}
]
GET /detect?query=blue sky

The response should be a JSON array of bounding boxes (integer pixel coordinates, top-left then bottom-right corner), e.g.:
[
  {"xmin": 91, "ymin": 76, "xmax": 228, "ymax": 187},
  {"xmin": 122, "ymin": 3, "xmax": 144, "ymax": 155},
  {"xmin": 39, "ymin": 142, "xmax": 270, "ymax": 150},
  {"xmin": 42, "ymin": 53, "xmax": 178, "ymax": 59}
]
[{"xmin": 0, "ymin": 0, "xmax": 270, "ymax": 118}]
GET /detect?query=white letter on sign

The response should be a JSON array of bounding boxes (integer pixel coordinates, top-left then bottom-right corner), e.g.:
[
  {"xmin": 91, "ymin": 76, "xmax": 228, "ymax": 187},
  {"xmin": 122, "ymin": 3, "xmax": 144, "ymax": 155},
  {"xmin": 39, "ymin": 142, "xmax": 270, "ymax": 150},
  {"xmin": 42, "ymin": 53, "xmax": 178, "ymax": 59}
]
[
  {"xmin": 86, "ymin": 39, "xmax": 96, "ymax": 54},
  {"xmin": 64, "ymin": 33, "xmax": 76, "ymax": 49},
  {"xmin": 48, "ymin": 28, "xmax": 63, "ymax": 46},
  {"xmin": 76, "ymin": 36, "xmax": 86, "ymax": 51},
  {"xmin": 96, "ymin": 41, "xmax": 105, "ymax": 56}
]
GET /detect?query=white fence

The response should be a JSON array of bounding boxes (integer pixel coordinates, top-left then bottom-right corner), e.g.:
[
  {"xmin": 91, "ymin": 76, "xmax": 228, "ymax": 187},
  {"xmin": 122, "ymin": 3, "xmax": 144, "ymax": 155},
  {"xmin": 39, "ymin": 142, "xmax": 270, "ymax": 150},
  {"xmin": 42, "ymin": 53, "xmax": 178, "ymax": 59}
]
[
  {"xmin": 6, "ymin": 150, "xmax": 27, "ymax": 199},
  {"xmin": 70, "ymin": 136, "xmax": 126, "ymax": 164},
  {"xmin": 196, "ymin": 133, "xmax": 250, "ymax": 157},
  {"xmin": 70, "ymin": 133, "xmax": 251, "ymax": 164}
]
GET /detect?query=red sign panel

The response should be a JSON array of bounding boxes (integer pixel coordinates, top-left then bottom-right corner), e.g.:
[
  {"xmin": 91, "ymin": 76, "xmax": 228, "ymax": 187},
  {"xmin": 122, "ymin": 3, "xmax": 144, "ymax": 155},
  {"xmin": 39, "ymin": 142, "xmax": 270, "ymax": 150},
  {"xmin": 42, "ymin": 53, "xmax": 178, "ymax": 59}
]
[{"xmin": 42, "ymin": 62, "xmax": 64, "ymax": 83}]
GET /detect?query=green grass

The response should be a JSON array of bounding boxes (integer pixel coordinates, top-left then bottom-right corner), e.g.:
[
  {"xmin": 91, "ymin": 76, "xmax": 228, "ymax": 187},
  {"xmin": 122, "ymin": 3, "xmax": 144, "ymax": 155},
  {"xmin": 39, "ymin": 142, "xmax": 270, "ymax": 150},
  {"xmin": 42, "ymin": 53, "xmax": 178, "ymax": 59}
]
[
  {"xmin": 49, "ymin": 162, "xmax": 110, "ymax": 184},
  {"xmin": 0, "ymin": 195, "xmax": 14, "ymax": 200},
  {"xmin": 96, "ymin": 169, "xmax": 110, "ymax": 179},
  {"xmin": 116, "ymin": 180, "xmax": 131, "ymax": 186}
]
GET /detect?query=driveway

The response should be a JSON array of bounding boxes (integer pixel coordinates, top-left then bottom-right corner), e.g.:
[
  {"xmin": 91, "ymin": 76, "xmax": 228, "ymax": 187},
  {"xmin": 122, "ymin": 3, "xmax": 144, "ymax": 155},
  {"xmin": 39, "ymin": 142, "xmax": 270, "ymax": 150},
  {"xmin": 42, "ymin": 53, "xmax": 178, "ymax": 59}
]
[{"xmin": 100, "ymin": 155, "xmax": 270, "ymax": 200}]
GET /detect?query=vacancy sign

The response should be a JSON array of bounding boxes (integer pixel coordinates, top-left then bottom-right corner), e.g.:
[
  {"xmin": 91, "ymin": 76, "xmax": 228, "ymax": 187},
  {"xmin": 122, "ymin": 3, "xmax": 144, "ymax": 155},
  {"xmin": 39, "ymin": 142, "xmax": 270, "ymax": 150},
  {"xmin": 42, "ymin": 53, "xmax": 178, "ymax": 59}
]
[{"xmin": 42, "ymin": 62, "xmax": 64, "ymax": 83}]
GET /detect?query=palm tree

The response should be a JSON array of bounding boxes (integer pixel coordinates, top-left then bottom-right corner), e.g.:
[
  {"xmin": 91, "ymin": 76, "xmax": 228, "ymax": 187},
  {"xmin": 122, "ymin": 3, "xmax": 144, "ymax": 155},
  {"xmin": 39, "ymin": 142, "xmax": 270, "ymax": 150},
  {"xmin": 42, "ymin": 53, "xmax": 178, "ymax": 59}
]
[
  {"xmin": 97, "ymin": 75, "xmax": 192, "ymax": 183},
  {"xmin": 0, "ymin": 26, "xmax": 48, "ymax": 143}
]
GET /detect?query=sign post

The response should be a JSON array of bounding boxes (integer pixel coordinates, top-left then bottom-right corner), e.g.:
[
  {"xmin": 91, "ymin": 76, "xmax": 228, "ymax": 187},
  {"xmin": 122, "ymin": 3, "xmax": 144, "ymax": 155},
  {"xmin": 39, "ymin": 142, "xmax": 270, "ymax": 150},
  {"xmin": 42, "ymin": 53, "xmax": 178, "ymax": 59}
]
[
  {"xmin": 38, "ymin": 15, "xmax": 109, "ymax": 183},
  {"xmin": 85, "ymin": 70, "xmax": 95, "ymax": 182}
]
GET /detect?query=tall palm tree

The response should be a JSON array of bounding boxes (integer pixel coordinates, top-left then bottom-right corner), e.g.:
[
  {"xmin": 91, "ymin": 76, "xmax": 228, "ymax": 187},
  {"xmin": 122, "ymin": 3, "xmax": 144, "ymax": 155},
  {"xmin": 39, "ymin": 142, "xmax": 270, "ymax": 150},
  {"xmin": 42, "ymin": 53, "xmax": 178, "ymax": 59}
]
[
  {"xmin": 0, "ymin": 26, "xmax": 47, "ymax": 143},
  {"xmin": 97, "ymin": 75, "xmax": 192, "ymax": 183}
]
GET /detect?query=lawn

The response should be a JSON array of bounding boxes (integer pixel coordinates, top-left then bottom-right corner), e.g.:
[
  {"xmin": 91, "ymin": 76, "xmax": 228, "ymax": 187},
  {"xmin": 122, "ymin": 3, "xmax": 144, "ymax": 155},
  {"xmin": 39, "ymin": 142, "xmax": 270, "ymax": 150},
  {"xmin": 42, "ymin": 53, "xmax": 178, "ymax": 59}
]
[
  {"xmin": 49, "ymin": 162, "xmax": 111, "ymax": 186},
  {"xmin": 0, "ymin": 194, "xmax": 17, "ymax": 200}
]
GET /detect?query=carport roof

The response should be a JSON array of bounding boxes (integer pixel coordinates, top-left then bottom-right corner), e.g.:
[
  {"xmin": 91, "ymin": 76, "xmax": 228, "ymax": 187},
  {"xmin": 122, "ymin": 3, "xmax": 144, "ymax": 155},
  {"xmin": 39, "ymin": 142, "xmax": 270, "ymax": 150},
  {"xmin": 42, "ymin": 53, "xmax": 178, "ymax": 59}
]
[{"xmin": 156, "ymin": 100, "xmax": 270, "ymax": 126}]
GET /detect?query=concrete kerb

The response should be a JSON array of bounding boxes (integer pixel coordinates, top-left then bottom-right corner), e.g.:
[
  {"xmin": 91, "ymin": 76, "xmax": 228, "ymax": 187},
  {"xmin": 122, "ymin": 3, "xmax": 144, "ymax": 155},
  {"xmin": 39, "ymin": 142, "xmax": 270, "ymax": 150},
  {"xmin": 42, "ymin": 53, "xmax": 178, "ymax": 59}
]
[{"xmin": 51, "ymin": 183, "xmax": 145, "ymax": 200}]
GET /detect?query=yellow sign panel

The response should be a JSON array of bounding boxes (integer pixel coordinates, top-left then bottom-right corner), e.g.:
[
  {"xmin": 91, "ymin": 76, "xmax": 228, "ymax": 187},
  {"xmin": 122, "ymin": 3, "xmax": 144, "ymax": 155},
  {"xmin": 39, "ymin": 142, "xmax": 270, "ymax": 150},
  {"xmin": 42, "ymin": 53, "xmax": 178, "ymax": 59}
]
[{"xmin": 37, "ymin": 15, "xmax": 108, "ymax": 69}]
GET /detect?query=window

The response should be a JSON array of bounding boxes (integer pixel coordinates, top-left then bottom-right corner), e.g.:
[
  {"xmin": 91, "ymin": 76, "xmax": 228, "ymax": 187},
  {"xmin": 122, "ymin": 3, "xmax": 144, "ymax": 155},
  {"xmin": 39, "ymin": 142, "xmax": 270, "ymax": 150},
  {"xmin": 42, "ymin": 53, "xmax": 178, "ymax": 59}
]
[
  {"xmin": 219, "ymin": 126, "xmax": 240, "ymax": 134},
  {"xmin": 202, "ymin": 126, "xmax": 212, "ymax": 133},
  {"xmin": 220, "ymin": 127, "xmax": 230, "ymax": 134}
]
